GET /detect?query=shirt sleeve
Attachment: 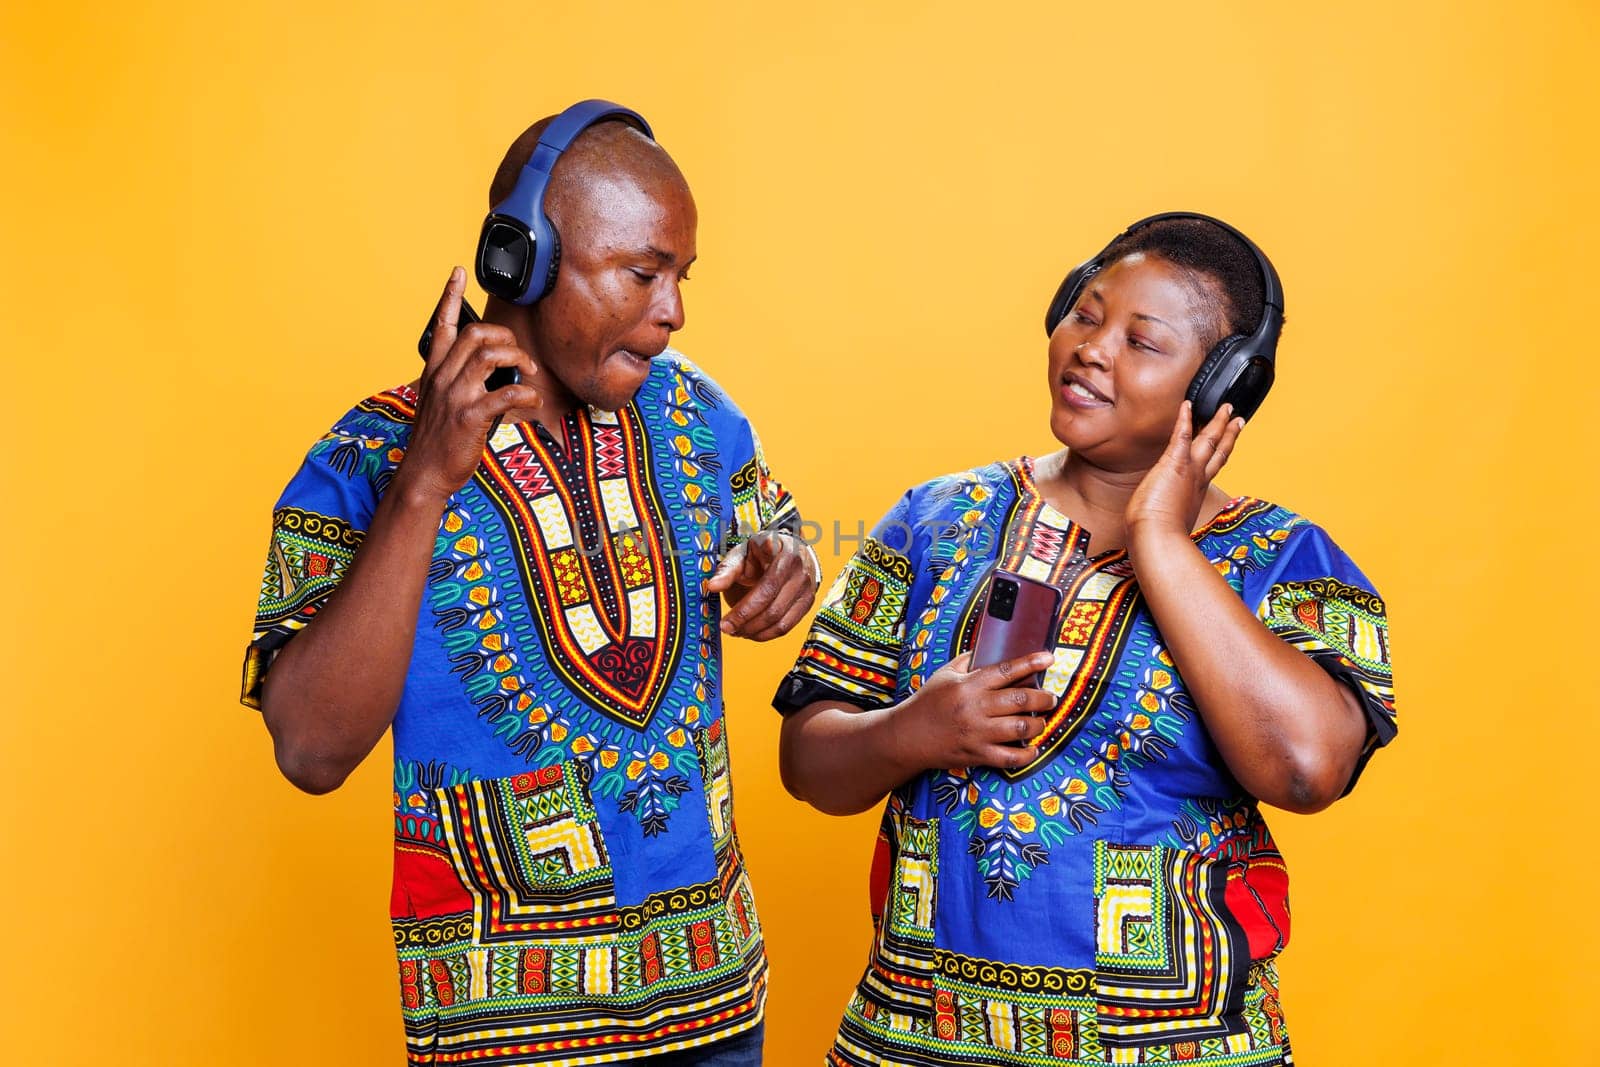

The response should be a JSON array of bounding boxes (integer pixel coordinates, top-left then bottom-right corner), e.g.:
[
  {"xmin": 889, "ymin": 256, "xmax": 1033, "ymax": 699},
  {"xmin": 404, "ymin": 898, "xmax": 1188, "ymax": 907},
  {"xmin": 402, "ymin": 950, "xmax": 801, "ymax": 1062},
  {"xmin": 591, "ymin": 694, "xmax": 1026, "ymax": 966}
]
[
  {"xmin": 239, "ymin": 423, "xmax": 395, "ymax": 708},
  {"xmin": 1242, "ymin": 522, "xmax": 1397, "ymax": 791},
  {"xmin": 771, "ymin": 492, "xmax": 917, "ymax": 713}
]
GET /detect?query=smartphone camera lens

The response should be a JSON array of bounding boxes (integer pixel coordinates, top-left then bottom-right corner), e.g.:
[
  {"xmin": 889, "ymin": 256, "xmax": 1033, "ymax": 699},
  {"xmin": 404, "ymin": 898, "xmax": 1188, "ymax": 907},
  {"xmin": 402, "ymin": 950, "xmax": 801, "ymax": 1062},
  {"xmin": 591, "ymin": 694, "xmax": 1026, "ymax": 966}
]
[{"xmin": 989, "ymin": 577, "xmax": 1017, "ymax": 621}]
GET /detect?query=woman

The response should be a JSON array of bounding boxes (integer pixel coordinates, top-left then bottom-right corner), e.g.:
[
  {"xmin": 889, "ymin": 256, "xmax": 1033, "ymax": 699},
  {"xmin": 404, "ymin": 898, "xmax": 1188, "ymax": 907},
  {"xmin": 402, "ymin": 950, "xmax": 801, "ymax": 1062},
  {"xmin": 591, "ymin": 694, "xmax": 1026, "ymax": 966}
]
[{"xmin": 774, "ymin": 214, "xmax": 1395, "ymax": 1066}]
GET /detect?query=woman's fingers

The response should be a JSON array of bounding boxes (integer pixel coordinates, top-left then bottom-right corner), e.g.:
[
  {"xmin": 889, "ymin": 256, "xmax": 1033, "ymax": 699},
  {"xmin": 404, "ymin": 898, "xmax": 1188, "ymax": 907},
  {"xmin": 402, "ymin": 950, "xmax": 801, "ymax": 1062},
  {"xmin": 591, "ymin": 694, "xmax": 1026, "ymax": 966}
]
[{"xmin": 1205, "ymin": 416, "xmax": 1246, "ymax": 480}]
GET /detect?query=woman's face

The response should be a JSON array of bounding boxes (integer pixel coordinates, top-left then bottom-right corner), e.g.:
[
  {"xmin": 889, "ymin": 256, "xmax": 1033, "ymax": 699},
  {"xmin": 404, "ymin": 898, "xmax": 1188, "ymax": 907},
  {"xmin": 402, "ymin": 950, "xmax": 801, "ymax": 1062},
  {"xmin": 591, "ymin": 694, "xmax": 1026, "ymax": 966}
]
[{"xmin": 1046, "ymin": 252, "xmax": 1219, "ymax": 473}]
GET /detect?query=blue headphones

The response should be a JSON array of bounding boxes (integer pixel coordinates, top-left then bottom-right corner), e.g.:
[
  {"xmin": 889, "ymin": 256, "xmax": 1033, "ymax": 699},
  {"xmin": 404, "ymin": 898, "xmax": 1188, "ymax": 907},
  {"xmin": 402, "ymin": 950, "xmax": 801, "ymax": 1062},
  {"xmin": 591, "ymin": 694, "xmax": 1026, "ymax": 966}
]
[
  {"xmin": 1044, "ymin": 212, "xmax": 1285, "ymax": 424},
  {"xmin": 475, "ymin": 99, "xmax": 654, "ymax": 305}
]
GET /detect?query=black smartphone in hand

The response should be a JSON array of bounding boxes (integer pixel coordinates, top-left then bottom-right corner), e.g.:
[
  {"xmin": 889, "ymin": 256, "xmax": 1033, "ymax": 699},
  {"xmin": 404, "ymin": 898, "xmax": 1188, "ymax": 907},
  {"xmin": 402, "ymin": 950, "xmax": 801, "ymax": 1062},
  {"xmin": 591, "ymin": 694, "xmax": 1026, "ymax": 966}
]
[
  {"xmin": 418, "ymin": 296, "xmax": 520, "ymax": 391},
  {"xmin": 970, "ymin": 569, "xmax": 1062, "ymax": 689}
]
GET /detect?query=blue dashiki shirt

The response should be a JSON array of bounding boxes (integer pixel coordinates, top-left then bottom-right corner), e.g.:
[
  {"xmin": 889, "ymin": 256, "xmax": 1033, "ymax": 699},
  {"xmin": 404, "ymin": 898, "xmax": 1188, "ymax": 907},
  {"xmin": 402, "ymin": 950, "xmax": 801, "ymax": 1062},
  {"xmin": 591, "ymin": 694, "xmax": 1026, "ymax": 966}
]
[
  {"xmin": 774, "ymin": 457, "xmax": 1396, "ymax": 1067},
  {"xmin": 243, "ymin": 351, "xmax": 797, "ymax": 1065}
]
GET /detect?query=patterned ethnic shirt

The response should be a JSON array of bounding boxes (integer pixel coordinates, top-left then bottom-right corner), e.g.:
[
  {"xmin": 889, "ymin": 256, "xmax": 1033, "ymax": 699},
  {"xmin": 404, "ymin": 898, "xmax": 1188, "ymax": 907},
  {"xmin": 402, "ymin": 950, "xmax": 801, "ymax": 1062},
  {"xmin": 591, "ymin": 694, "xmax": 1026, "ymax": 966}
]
[
  {"xmin": 242, "ymin": 352, "xmax": 798, "ymax": 1065},
  {"xmin": 773, "ymin": 457, "xmax": 1396, "ymax": 1067}
]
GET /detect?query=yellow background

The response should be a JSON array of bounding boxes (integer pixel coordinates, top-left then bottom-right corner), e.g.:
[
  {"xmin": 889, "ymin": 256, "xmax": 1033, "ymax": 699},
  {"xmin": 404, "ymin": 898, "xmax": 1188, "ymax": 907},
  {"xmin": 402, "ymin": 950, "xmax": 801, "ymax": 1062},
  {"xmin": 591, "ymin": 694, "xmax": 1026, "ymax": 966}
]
[{"xmin": 3, "ymin": 1, "xmax": 1597, "ymax": 1063}]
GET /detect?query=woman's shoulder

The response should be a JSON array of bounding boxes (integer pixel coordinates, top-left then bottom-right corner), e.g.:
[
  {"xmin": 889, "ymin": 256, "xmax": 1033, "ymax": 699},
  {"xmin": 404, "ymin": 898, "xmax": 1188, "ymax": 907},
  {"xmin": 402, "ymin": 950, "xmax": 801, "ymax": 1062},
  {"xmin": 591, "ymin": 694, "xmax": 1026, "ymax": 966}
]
[{"xmin": 893, "ymin": 457, "xmax": 1027, "ymax": 522}]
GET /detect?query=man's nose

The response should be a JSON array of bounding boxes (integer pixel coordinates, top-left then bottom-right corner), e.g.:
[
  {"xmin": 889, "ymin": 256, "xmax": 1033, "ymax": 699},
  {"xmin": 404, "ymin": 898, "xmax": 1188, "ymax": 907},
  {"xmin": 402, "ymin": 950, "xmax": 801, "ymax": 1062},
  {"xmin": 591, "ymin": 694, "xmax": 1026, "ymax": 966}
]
[{"xmin": 654, "ymin": 281, "xmax": 685, "ymax": 333}]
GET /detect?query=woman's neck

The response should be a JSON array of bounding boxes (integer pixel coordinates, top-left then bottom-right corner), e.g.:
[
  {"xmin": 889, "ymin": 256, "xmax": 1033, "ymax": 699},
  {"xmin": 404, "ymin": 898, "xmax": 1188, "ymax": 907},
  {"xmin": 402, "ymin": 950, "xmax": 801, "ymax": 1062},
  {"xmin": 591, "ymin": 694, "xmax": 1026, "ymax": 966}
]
[{"xmin": 1031, "ymin": 449, "xmax": 1144, "ymax": 554}]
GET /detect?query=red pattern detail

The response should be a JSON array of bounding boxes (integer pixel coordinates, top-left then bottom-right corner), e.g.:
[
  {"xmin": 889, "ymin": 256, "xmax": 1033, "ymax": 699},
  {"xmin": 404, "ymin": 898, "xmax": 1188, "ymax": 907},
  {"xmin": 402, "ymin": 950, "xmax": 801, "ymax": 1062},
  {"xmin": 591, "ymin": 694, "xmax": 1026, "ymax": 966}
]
[
  {"xmin": 430, "ymin": 959, "xmax": 456, "ymax": 1006},
  {"xmin": 641, "ymin": 933, "xmax": 663, "ymax": 986},
  {"xmin": 1224, "ymin": 857, "xmax": 1291, "ymax": 960},
  {"xmin": 391, "ymin": 839, "xmax": 474, "ymax": 919},
  {"xmin": 1049, "ymin": 1008, "xmax": 1075, "ymax": 1058},
  {"xmin": 690, "ymin": 920, "xmax": 718, "ymax": 971},
  {"xmin": 498, "ymin": 444, "xmax": 554, "ymax": 498},
  {"xmin": 522, "ymin": 947, "xmax": 549, "ymax": 994},
  {"xmin": 511, "ymin": 765, "xmax": 565, "ymax": 796},
  {"xmin": 594, "ymin": 426, "xmax": 626, "ymax": 478},
  {"xmin": 934, "ymin": 988, "xmax": 958, "ymax": 1040},
  {"xmin": 851, "ymin": 578, "xmax": 882, "ymax": 624},
  {"xmin": 1029, "ymin": 523, "xmax": 1065, "ymax": 561},
  {"xmin": 399, "ymin": 960, "xmax": 423, "ymax": 1010}
]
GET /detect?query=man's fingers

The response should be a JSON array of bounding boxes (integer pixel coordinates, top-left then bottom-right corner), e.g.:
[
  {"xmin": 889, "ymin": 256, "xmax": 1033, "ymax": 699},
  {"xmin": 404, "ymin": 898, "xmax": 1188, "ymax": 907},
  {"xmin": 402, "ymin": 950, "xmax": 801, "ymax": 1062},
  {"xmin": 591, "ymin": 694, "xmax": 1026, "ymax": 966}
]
[
  {"xmin": 704, "ymin": 542, "xmax": 749, "ymax": 594},
  {"xmin": 743, "ymin": 577, "xmax": 816, "ymax": 641},
  {"xmin": 426, "ymin": 267, "xmax": 467, "ymax": 368},
  {"xmin": 718, "ymin": 551, "xmax": 796, "ymax": 633}
]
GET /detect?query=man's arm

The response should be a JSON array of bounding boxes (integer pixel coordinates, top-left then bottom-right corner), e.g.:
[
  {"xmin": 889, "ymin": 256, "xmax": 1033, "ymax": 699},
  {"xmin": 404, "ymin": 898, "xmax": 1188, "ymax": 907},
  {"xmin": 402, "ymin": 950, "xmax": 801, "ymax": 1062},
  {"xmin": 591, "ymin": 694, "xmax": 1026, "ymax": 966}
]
[{"xmin": 260, "ymin": 268, "xmax": 542, "ymax": 793}]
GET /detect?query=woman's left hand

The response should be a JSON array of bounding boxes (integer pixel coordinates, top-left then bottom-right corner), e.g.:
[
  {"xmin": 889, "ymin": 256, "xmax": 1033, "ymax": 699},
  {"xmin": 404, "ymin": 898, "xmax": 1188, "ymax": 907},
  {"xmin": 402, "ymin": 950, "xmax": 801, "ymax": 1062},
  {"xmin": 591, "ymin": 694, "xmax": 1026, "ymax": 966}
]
[{"xmin": 1125, "ymin": 401, "xmax": 1246, "ymax": 538}]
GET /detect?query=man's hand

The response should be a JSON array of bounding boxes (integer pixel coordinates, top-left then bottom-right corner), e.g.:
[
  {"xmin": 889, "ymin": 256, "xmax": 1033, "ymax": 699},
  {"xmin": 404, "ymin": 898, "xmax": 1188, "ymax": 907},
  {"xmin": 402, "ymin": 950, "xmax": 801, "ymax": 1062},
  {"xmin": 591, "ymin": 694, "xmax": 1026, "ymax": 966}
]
[
  {"xmin": 888, "ymin": 651, "xmax": 1058, "ymax": 773},
  {"xmin": 706, "ymin": 530, "xmax": 819, "ymax": 641},
  {"xmin": 397, "ymin": 267, "xmax": 545, "ymax": 505}
]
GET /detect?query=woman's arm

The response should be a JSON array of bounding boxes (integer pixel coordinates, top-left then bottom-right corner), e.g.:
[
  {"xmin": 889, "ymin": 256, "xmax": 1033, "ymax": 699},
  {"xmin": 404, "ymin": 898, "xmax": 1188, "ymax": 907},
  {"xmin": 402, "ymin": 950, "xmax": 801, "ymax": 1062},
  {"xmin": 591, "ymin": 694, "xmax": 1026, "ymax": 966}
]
[
  {"xmin": 1126, "ymin": 402, "xmax": 1368, "ymax": 813},
  {"xmin": 780, "ymin": 651, "xmax": 1057, "ymax": 815},
  {"xmin": 1129, "ymin": 527, "xmax": 1367, "ymax": 812}
]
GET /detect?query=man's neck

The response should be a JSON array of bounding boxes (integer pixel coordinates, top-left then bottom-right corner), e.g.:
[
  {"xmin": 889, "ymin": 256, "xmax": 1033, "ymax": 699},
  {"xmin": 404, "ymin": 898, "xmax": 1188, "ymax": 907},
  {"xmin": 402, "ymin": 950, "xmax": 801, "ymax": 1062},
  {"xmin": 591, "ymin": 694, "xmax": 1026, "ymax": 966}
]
[{"xmin": 482, "ymin": 301, "xmax": 577, "ymax": 436}]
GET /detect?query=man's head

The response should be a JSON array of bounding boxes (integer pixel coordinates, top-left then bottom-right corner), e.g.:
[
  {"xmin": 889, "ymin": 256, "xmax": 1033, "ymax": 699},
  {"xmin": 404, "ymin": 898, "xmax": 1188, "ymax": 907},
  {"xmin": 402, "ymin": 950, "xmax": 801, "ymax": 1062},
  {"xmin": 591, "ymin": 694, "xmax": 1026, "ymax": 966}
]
[{"xmin": 488, "ymin": 116, "xmax": 696, "ymax": 413}]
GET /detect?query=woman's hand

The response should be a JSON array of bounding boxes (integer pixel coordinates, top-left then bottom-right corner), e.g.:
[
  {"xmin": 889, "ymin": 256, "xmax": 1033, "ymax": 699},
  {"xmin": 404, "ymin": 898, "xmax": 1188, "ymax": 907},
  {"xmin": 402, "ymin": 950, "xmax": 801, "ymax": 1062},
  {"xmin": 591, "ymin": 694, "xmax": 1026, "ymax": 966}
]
[
  {"xmin": 1125, "ymin": 401, "xmax": 1245, "ymax": 538},
  {"xmin": 396, "ymin": 267, "xmax": 544, "ymax": 506},
  {"xmin": 890, "ymin": 651, "xmax": 1058, "ymax": 772}
]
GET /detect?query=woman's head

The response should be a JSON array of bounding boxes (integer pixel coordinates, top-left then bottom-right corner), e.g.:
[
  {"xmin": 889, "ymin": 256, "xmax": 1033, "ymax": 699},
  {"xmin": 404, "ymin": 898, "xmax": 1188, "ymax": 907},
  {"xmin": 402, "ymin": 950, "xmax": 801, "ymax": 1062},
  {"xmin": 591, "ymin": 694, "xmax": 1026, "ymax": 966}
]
[{"xmin": 1045, "ymin": 217, "xmax": 1271, "ymax": 472}]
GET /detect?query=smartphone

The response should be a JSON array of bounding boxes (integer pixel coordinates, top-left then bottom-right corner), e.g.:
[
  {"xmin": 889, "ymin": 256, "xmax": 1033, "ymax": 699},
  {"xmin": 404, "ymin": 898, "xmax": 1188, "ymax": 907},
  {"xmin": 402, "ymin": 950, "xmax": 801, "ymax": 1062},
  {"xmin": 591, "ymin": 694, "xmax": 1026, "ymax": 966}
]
[
  {"xmin": 970, "ymin": 569, "xmax": 1062, "ymax": 689},
  {"xmin": 418, "ymin": 295, "xmax": 520, "ymax": 391}
]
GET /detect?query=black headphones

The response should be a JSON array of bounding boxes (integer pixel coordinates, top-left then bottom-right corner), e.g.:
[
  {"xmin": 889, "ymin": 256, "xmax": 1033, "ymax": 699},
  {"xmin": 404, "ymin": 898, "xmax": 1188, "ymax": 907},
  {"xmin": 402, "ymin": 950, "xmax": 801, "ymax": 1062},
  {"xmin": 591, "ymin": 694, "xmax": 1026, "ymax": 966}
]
[{"xmin": 1044, "ymin": 211, "xmax": 1284, "ymax": 424}]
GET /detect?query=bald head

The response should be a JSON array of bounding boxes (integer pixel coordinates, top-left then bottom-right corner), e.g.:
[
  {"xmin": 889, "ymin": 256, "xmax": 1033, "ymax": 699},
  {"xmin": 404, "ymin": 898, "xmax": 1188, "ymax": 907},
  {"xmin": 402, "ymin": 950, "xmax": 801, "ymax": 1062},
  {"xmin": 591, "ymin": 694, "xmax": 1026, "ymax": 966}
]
[{"xmin": 489, "ymin": 118, "xmax": 691, "ymax": 231}]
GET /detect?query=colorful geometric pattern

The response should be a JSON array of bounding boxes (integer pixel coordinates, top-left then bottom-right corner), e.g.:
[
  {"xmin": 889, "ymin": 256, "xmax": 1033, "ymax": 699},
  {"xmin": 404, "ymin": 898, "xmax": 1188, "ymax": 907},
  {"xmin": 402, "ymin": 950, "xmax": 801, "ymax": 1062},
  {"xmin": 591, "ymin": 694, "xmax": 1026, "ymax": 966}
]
[
  {"xmin": 1094, "ymin": 843, "xmax": 1247, "ymax": 1048},
  {"xmin": 395, "ymin": 738, "xmax": 766, "ymax": 1064},
  {"xmin": 787, "ymin": 536, "xmax": 913, "ymax": 709},
  {"xmin": 476, "ymin": 405, "xmax": 685, "ymax": 729},
  {"xmin": 779, "ymin": 455, "xmax": 1393, "ymax": 1067},
  {"xmin": 241, "ymin": 506, "xmax": 365, "ymax": 707},
  {"xmin": 245, "ymin": 351, "xmax": 791, "ymax": 1063}
]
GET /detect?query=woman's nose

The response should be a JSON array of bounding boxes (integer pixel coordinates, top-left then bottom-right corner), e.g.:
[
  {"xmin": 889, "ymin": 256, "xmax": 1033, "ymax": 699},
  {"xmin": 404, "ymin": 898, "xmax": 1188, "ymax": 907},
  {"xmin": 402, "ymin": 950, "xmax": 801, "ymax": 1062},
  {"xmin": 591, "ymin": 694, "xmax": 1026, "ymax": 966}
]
[{"xmin": 1074, "ymin": 335, "xmax": 1112, "ymax": 368}]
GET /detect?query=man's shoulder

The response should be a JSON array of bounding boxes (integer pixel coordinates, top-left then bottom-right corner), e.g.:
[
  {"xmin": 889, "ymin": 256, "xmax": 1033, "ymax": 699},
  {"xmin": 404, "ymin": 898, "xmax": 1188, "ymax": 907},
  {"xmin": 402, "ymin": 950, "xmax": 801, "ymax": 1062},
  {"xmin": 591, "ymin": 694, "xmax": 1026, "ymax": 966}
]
[{"xmin": 638, "ymin": 348, "xmax": 751, "ymax": 426}]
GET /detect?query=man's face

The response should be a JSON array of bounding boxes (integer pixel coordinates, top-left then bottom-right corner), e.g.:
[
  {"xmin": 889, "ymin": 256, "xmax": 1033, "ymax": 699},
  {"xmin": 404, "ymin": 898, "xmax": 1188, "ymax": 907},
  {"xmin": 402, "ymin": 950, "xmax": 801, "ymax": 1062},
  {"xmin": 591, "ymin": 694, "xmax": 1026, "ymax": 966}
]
[{"xmin": 525, "ymin": 172, "xmax": 697, "ymax": 413}]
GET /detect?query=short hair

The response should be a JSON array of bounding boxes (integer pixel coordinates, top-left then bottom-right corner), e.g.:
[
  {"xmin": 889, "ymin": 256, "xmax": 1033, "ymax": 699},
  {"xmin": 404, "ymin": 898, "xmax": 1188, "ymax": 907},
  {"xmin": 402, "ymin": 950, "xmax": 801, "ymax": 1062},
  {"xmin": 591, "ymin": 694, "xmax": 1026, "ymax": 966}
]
[{"xmin": 1101, "ymin": 217, "xmax": 1273, "ymax": 350}]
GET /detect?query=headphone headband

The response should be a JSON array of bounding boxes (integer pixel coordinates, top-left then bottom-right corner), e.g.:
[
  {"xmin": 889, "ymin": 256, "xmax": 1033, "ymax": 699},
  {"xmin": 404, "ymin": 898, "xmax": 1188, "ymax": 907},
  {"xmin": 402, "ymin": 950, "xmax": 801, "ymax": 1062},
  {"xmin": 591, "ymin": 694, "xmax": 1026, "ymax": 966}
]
[
  {"xmin": 1043, "ymin": 211, "xmax": 1286, "ymax": 424},
  {"xmin": 477, "ymin": 99, "xmax": 654, "ymax": 305}
]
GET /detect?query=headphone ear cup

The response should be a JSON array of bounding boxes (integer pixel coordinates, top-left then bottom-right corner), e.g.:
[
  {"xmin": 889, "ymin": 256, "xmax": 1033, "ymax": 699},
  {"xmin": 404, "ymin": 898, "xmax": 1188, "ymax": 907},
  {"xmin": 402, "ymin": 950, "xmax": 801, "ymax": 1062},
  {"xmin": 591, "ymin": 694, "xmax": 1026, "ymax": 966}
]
[
  {"xmin": 1045, "ymin": 263, "xmax": 1098, "ymax": 337},
  {"xmin": 1187, "ymin": 335, "xmax": 1276, "ymax": 426},
  {"xmin": 1186, "ymin": 335, "xmax": 1245, "ymax": 425}
]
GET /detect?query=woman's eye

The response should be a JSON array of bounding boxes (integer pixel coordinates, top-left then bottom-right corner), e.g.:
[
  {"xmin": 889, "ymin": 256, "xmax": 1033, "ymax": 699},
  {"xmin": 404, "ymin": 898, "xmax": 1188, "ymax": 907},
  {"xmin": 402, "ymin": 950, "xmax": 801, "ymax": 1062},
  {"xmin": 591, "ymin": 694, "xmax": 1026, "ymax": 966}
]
[
  {"xmin": 1072, "ymin": 310, "xmax": 1095, "ymax": 325},
  {"xmin": 629, "ymin": 269, "xmax": 657, "ymax": 285}
]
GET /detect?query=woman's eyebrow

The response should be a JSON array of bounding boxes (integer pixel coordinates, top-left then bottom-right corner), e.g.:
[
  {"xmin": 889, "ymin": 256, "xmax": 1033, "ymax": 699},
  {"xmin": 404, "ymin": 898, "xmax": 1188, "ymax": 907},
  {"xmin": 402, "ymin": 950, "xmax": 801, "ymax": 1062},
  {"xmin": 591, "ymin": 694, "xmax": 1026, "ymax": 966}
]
[{"xmin": 1132, "ymin": 312, "xmax": 1175, "ymax": 332}]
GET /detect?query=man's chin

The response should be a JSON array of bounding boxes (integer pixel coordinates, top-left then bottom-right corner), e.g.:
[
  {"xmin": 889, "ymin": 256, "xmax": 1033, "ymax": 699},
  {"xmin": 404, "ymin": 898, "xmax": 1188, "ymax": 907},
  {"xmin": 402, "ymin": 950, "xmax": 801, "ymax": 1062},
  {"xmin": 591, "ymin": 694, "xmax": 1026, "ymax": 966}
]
[{"xmin": 584, "ymin": 354, "xmax": 656, "ymax": 411}]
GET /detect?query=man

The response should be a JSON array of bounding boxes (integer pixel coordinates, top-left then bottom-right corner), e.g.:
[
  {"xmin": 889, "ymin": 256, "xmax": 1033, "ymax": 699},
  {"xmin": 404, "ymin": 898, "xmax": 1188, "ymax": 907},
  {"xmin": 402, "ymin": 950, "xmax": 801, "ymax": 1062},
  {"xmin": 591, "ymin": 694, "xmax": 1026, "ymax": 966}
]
[{"xmin": 241, "ymin": 107, "xmax": 817, "ymax": 1065}]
